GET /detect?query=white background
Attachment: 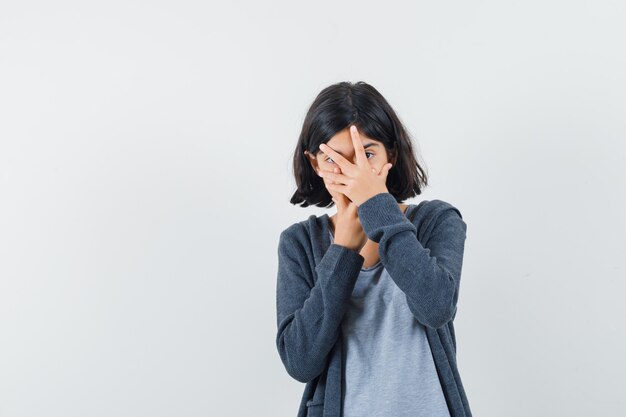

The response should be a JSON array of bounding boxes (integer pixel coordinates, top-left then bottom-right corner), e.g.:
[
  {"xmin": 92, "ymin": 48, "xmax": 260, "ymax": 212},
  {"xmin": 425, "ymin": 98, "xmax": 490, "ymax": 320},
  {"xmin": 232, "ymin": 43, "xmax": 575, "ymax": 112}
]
[{"xmin": 1, "ymin": 1, "xmax": 625, "ymax": 416}]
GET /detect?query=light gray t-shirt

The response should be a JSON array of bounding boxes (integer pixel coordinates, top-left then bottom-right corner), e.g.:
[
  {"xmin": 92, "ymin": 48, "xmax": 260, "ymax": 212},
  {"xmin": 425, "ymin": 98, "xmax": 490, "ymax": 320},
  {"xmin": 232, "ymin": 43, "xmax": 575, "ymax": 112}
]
[{"xmin": 330, "ymin": 230, "xmax": 451, "ymax": 417}]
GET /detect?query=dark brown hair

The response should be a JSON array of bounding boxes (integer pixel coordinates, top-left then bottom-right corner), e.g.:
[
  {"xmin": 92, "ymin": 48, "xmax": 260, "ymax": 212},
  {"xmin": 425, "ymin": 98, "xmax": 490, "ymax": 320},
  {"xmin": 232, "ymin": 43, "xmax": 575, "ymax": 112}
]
[{"xmin": 290, "ymin": 81, "xmax": 428, "ymax": 208}]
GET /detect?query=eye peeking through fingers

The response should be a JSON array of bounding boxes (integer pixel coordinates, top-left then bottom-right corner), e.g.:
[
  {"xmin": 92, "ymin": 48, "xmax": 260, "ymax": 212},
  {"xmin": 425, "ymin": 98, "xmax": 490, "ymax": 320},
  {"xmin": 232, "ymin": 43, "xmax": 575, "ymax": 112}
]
[{"xmin": 325, "ymin": 152, "xmax": 374, "ymax": 164}]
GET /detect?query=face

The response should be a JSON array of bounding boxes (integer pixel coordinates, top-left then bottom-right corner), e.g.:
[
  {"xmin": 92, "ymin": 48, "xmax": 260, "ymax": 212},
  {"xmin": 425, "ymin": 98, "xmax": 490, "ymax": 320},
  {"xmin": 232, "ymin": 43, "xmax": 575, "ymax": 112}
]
[{"xmin": 304, "ymin": 127, "xmax": 393, "ymax": 180}]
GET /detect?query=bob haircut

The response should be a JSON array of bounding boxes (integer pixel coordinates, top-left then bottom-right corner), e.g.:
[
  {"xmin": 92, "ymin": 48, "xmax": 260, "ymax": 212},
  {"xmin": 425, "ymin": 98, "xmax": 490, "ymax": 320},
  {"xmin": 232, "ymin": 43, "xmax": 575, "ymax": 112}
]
[{"xmin": 290, "ymin": 81, "xmax": 428, "ymax": 208}]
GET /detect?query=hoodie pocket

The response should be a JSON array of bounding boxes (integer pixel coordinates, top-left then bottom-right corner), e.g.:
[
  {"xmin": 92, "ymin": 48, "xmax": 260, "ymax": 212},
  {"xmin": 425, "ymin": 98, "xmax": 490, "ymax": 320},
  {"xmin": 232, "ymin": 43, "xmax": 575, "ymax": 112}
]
[{"xmin": 305, "ymin": 399, "xmax": 324, "ymax": 417}]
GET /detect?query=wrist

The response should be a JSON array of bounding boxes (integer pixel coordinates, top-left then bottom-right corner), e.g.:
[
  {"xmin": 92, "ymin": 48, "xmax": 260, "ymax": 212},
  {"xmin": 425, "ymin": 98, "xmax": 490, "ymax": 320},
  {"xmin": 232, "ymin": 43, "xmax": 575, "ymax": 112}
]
[{"xmin": 357, "ymin": 189, "xmax": 389, "ymax": 207}]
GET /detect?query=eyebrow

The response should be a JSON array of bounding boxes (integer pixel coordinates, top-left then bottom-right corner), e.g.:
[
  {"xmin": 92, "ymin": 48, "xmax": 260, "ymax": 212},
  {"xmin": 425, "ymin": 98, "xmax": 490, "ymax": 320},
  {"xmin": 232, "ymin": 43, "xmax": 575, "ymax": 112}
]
[{"xmin": 320, "ymin": 142, "xmax": 380, "ymax": 156}]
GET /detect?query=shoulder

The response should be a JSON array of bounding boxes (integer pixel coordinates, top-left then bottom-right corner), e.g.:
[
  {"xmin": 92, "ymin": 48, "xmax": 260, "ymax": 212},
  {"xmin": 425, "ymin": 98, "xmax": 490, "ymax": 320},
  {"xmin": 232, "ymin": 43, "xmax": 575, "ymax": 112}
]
[
  {"xmin": 277, "ymin": 214, "xmax": 319, "ymax": 251},
  {"xmin": 413, "ymin": 199, "xmax": 467, "ymax": 237},
  {"xmin": 424, "ymin": 199, "xmax": 464, "ymax": 220}
]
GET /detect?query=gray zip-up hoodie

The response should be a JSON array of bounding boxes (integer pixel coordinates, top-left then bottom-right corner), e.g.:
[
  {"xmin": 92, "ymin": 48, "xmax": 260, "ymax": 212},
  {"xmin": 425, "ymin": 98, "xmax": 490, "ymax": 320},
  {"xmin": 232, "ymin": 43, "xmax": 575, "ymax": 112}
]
[{"xmin": 275, "ymin": 192, "xmax": 472, "ymax": 417}]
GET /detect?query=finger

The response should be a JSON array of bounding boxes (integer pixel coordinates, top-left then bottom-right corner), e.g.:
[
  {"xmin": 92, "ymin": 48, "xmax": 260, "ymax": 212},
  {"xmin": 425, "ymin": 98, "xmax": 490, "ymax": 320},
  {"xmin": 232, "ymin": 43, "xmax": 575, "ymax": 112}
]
[
  {"xmin": 335, "ymin": 190, "xmax": 350, "ymax": 209},
  {"xmin": 329, "ymin": 181, "xmax": 347, "ymax": 206},
  {"xmin": 325, "ymin": 181, "xmax": 349, "ymax": 195},
  {"xmin": 319, "ymin": 169, "xmax": 350, "ymax": 185},
  {"xmin": 319, "ymin": 142, "xmax": 354, "ymax": 173},
  {"xmin": 379, "ymin": 163, "xmax": 393, "ymax": 179},
  {"xmin": 349, "ymin": 125, "xmax": 368, "ymax": 167},
  {"xmin": 322, "ymin": 168, "xmax": 349, "ymax": 209},
  {"xmin": 318, "ymin": 167, "xmax": 340, "ymax": 180},
  {"xmin": 347, "ymin": 200, "xmax": 358, "ymax": 215},
  {"xmin": 332, "ymin": 167, "xmax": 342, "ymax": 185}
]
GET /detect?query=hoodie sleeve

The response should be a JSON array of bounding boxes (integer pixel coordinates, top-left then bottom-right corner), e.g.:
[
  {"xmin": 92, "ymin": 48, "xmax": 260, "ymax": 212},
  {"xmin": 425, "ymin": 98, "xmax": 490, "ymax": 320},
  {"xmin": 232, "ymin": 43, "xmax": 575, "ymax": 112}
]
[
  {"xmin": 357, "ymin": 192, "xmax": 468, "ymax": 329},
  {"xmin": 275, "ymin": 224, "xmax": 364, "ymax": 383}
]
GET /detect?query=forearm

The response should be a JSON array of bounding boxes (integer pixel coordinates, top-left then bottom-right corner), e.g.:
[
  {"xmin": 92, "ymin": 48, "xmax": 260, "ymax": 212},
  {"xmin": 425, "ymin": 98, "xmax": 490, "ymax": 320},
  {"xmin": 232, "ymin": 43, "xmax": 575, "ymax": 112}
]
[
  {"xmin": 357, "ymin": 192, "xmax": 467, "ymax": 328},
  {"xmin": 276, "ymin": 241, "xmax": 363, "ymax": 382}
]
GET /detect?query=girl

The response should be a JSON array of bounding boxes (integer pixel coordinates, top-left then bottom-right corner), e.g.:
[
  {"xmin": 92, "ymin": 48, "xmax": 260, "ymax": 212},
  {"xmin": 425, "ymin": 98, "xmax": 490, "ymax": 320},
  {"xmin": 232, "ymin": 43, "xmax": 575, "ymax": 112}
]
[{"xmin": 275, "ymin": 81, "xmax": 472, "ymax": 417}]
